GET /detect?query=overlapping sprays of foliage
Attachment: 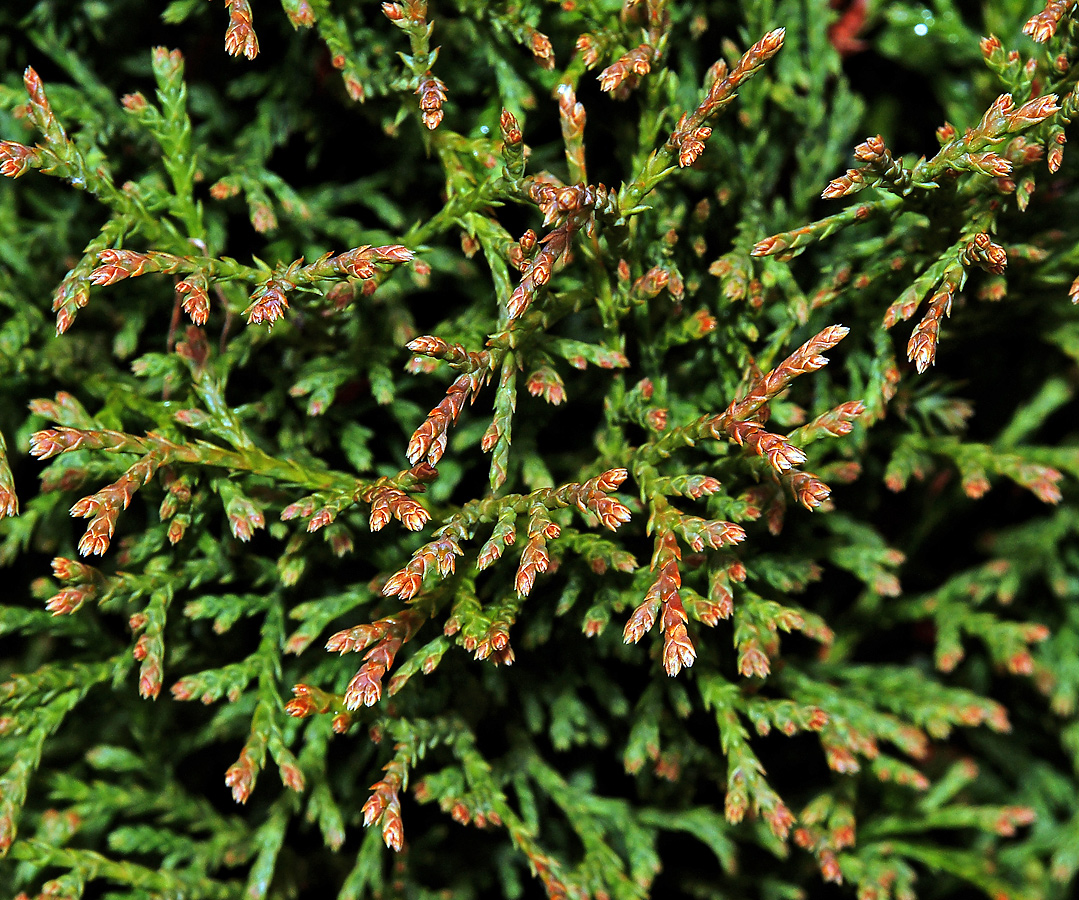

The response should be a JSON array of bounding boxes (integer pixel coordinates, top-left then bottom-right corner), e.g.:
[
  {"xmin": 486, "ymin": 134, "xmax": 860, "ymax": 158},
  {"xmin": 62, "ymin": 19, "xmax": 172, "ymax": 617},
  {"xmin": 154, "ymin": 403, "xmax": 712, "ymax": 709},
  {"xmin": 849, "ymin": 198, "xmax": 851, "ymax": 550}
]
[{"xmin": 2, "ymin": 1, "xmax": 1079, "ymax": 898}]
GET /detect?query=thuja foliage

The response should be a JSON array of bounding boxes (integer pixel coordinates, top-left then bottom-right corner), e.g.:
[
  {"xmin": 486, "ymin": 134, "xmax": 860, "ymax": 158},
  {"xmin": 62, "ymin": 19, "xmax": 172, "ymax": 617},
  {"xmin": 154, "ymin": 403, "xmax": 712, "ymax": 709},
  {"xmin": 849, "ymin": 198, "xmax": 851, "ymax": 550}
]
[{"xmin": 2, "ymin": 0, "xmax": 1079, "ymax": 896}]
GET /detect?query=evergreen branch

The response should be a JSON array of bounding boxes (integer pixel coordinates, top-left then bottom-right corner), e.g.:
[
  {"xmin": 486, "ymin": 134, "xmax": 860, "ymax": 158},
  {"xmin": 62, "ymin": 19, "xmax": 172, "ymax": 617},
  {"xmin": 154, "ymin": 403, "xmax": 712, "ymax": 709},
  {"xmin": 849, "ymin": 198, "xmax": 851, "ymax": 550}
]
[{"xmin": 7, "ymin": 840, "xmax": 238, "ymax": 898}]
